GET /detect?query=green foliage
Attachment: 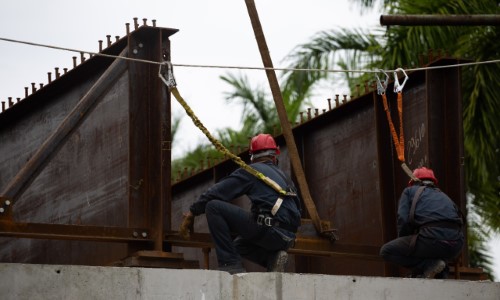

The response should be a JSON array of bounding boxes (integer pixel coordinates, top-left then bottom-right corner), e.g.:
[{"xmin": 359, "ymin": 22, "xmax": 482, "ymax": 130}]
[
  {"xmin": 467, "ymin": 199, "xmax": 496, "ymax": 281},
  {"xmin": 281, "ymin": 28, "xmax": 384, "ymax": 96},
  {"xmin": 220, "ymin": 73, "xmax": 279, "ymax": 134},
  {"xmin": 171, "ymin": 70, "xmax": 310, "ymax": 179}
]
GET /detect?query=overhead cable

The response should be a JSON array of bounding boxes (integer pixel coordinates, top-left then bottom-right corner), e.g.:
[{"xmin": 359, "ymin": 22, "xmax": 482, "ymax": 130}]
[{"xmin": 1, "ymin": 36, "xmax": 500, "ymax": 74}]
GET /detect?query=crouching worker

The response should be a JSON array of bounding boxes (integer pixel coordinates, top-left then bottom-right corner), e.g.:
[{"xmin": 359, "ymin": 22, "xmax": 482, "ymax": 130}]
[
  {"xmin": 380, "ymin": 167, "xmax": 464, "ymax": 278},
  {"xmin": 179, "ymin": 133, "xmax": 302, "ymax": 274}
]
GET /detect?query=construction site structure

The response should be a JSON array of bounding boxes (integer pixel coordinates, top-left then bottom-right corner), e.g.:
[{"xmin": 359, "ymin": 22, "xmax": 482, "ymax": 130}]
[{"xmin": 0, "ymin": 19, "xmax": 488, "ymax": 280}]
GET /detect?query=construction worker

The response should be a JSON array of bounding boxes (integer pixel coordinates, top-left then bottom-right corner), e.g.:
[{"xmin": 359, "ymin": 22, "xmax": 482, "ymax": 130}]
[
  {"xmin": 179, "ymin": 133, "xmax": 301, "ymax": 274},
  {"xmin": 380, "ymin": 167, "xmax": 464, "ymax": 278}
]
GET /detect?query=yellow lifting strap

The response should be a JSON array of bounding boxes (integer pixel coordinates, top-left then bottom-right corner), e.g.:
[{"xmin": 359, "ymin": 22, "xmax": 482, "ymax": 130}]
[
  {"xmin": 376, "ymin": 69, "xmax": 419, "ymax": 181},
  {"xmin": 159, "ymin": 62, "xmax": 290, "ymax": 197}
]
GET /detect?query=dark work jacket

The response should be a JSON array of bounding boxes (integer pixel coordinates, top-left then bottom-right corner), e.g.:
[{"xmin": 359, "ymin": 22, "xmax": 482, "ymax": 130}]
[
  {"xmin": 397, "ymin": 184, "xmax": 463, "ymax": 241},
  {"xmin": 189, "ymin": 161, "xmax": 301, "ymax": 232}
]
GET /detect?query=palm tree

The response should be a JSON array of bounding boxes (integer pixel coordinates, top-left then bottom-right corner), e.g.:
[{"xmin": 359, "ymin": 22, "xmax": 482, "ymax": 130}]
[
  {"xmin": 280, "ymin": 0, "xmax": 499, "ymax": 279},
  {"xmin": 172, "ymin": 72, "xmax": 310, "ymax": 179}
]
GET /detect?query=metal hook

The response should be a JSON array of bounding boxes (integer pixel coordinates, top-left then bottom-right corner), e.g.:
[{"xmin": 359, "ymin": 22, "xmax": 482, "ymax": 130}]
[
  {"xmin": 393, "ymin": 68, "xmax": 408, "ymax": 93},
  {"xmin": 158, "ymin": 61, "xmax": 176, "ymax": 88},
  {"xmin": 375, "ymin": 69, "xmax": 389, "ymax": 95}
]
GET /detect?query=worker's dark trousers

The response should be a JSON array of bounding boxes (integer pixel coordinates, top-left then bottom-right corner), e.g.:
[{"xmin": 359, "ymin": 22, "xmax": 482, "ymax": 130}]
[
  {"xmin": 380, "ymin": 234, "xmax": 464, "ymax": 274},
  {"xmin": 205, "ymin": 200, "xmax": 294, "ymax": 268}
]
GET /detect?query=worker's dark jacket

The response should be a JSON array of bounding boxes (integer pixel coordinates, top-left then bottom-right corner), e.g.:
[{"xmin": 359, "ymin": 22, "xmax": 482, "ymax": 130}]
[
  {"xmin": 189, "ymin": 161, "xmax": 301, "ymax": 232},
  {"xmin": 397, "ymin": 184, "xmax": 463, "ymax": 241}
]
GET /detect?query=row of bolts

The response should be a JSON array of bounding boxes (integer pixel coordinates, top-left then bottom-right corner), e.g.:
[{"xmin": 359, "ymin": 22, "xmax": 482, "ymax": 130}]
[
  {"xmin": 0, "ymin": 11, "xmax": 403, "ymax": 114},
  {"xmin": 1, "ymin": 14, "xmax": 448, "ymax": 114},
  {"xmin": 1, "ymin": 15, "xmax": 403, "ymax": 183},
  {"xmin": 173, "ymin": 86, "xmax": 381, "ymax": 183},
  {"xmin": 0, "ymin": 18, "xmax": 157, "ymax": 113}
]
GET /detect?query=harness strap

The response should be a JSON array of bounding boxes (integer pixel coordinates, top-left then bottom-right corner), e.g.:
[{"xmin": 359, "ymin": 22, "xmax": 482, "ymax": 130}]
[
  {"xmin": 407, "ymin": 186, "xmax": 426, "ymax": 255},
  {"xmin": 271, "ymin": 197, "xmax": 283, "ymax": 216},
  {"xmin": 256, "ymin": 213, "xmax": 297, "ymax": 232},
  {"xmin": 420, "ymin": 221, "xmax": 462, "ymax": 230},
  {"xmin": 409, "ymin": 186, "xmax": 426, "ymax": 225}
]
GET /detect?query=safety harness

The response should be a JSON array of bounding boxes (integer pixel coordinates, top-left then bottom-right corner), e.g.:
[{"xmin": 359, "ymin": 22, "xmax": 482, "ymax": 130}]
[
  {"xmin": 159, "ymin": 62, "xmax": 297, "ymax": 220},
  {"xmin": 253, "ymin": 162, "xmax": 301, "ymax": 232},
  {"xmin": 407, "ymin": 184, "xmax": 463, "ymax": 255}
]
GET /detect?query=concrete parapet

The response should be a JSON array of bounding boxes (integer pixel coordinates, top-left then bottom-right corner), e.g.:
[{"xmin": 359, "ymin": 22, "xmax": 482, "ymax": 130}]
[{"xmin": 0, "ymin": 263, "xmax": 498, "ymax": 300}]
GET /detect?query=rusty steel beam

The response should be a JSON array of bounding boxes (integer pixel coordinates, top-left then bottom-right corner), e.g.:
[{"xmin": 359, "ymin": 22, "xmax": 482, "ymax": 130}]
[
  {"xmin": 164, "ymin": 231, "xmax": 381, "ymax": 261},
  {"xmin": 0, "ymin": 220, "xmax": 152, "ymax": 243},
  {"xmin": 244, "ymin": 0, "xmax": 333, "ymax": 239},
  {"xmin": 380, "ymin": 14, "xmax": 500, "ymax": 26},
  {"xmin": 0, "ymin": 48, "xmax": 128, "ymax": 208}
]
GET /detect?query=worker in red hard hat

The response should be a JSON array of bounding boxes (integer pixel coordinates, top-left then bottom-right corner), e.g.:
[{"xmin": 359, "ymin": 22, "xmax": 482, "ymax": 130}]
[
  {"xmin": 180, "ymin": 133, "xmax": 301, "ymax": 274},
  {"xmin": 408, "ymin": 167, "xmax": 438, "ymax": 187},
  {"xmin": 380, "ymin": 167, "xmax": 464, "ymax": 278},
  {"xmin": 249, "ymin": 133, "xmax": 281, "ymax": 164}
]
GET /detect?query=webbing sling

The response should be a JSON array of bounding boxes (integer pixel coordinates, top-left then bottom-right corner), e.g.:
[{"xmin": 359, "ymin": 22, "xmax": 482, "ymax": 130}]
[
  {"xmin": 376, "ymin": 69, "xmax": 419, "ymax": 182},
  {"xmin": 381, "ymin": 91, "xmax": 405, "ymax": 162},
  {"xmin": 158, "ymin": 63, "xmax": 294, "ymax": 198}
]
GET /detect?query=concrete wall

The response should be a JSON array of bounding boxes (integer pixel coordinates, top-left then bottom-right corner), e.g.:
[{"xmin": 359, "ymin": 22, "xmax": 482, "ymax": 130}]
[{"xmin": 1, "ymin": 263, "xmax": 498, "ymax": 300}]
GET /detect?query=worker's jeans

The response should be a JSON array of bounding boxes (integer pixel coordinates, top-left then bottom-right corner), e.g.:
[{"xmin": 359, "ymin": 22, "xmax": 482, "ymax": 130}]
[
  {"xmin": 205, "ymin": 200, "xmax": 294, "ymax": 268},
  {"xmin": 380, "ymin": 234, "xmax": 464, "ymax": 274}
]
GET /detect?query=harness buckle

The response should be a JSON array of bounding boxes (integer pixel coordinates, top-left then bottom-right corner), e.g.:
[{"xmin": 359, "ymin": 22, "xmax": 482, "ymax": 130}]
[{"xmin": 257, "ymin": 214, "xmax": 273, "ymax": 227}]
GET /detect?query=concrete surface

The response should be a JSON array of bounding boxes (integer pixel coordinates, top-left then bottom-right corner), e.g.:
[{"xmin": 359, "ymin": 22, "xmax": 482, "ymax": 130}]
[{"xmin": 0, "ymin": 263, "xmax": 499, "ymax": 300}]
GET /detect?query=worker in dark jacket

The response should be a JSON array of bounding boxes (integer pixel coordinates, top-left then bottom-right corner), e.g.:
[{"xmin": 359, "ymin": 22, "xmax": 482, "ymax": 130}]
[
  {"xmin": 380, "ymin": 167, "xmax": 464, "ymax": 278},
  {"xmin": 180, "ymin": 133, "xmax": 301, "ymax": 274}
]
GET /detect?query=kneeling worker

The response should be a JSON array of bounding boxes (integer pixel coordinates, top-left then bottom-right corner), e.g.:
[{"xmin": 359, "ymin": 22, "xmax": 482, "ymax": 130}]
[
  {"xmin": 380, "ymin": 167, "xmax": 464, "ymax": 278},
  {"xmin": 180, "ymin": 133, "xmax": 302, "ymax": 274}
]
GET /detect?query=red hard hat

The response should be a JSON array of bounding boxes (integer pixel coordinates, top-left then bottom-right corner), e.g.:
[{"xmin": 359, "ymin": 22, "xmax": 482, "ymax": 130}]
[
  {"xmin": 249, "ymin": 133, "xmax": 280, "ymax": 155},
  {"xmin": 411, "ymin": 167, "xmax": 438, "ymax": 185}
]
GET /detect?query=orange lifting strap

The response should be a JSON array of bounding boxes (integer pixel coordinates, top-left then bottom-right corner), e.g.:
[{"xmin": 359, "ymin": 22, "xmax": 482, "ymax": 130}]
[
  {"xmin": 381, "ymin": 91, "xmax": 405, "ymax": 162},
  {"xmin": 376, "ymin": 69, "xmax": 418, "ymax": 181}
]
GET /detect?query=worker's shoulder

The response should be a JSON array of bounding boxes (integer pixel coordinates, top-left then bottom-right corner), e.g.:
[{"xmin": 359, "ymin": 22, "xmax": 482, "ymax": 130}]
[{"xmin": 250, "ymin": 161, "xmax": 275, "ymax": 171}]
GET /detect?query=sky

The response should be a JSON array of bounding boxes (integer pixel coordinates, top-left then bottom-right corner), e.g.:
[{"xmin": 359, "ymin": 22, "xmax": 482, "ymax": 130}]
[{"xmin": 0, "ymin": 0, "xmax": 498, "ymax": 280}]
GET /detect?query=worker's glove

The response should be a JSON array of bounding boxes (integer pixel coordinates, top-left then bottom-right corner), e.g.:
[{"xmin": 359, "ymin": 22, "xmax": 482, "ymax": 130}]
[{"xmin": 179, "ymin": 212, "xmax": 195, "ymax": 240}]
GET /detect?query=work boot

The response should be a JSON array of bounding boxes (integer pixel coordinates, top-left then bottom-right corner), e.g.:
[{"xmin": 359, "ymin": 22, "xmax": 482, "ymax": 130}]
[
  {"xmin": 422, "ymin": 260, "xmax": 446, "ymax": 279},
  {"xmin": 267, "ymin": 250, "xmax": 288, "ymax": 272},
  {"xmin": 218, "ymin": 263, "xmax": 246, "ymax": 275},
  {"xmin": 435, "ymin": 264, "xmax": 450, "ymax": 279}
]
